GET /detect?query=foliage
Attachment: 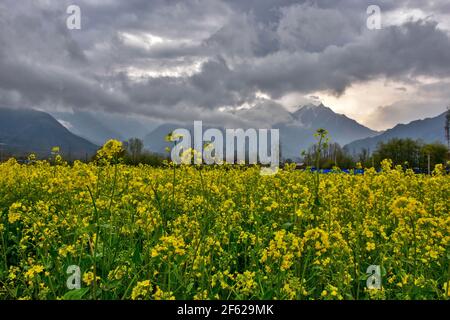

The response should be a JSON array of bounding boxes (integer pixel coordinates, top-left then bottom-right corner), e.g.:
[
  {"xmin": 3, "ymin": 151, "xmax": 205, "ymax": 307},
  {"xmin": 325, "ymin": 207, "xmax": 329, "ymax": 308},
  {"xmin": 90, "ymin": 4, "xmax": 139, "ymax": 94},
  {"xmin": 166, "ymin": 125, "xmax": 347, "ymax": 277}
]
[
  {"xmin": 122, "ymin": 138, "xmax": 167, "ymax": 166},
  {"xmin": 0, "ymin": 152, "xmax": 449, "ymax": 300},
  {"xmin": 372, "ymin": 139, "xmax": 448, "ymax": 171}
]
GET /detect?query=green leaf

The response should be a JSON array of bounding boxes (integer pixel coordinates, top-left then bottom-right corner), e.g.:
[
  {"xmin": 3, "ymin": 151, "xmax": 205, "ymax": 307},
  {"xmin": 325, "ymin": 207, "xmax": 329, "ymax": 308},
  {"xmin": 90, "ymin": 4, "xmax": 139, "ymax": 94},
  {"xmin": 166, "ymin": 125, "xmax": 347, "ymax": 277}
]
[
  {"xmin": 186, "ymin": 282, "xmax": 194, "ymax": 292},
  {"xmin": 133, "ymin": 243, "xmax": 142, "ymax": 264},
  {"xmin": 281, "ymin": 222, "xmax": 293, "ymax": 230},
  {"xmin": 63, "ymin": 287, "xmax": 90, "ymax": 300},
  {"xmin": 100, "ymin": 223, "xmax": 112, "ymax": 229},
  {"xmin": 359, "ymin": 273, "xmax": 369, "ymax": 281}
]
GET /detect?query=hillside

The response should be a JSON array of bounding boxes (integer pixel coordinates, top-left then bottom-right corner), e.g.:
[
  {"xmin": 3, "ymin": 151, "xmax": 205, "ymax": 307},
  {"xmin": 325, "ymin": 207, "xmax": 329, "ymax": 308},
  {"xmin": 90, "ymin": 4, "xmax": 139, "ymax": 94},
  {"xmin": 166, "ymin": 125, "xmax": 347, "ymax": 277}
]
[
  {"xmin": 345, "ymin": 111, "xmax": 448, "ymax": 155},
  {"xmin": 0, "ymin": 108, "xmax": 98, "ymax": 159},
  {"xmin": 144, "ymin": 103, "xmax": 380, "ymax": 159}
]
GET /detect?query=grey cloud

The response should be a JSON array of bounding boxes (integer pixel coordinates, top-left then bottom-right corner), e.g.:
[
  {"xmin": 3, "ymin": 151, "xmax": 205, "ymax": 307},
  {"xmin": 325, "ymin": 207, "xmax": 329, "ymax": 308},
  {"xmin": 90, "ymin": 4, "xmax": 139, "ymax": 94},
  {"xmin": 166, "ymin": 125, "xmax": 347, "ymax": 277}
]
[
  {"xmin": 277, "ymin": 4, "xmax": 359, "ymax": 53},
  {"xmin": 235, "ymin": 19, "xmax": 450, "ymax": 97},
  {"xmin": 233, "ymin": 99, "xmax": 295, "ymax": 127},
  {"xmin": 0, "ymin": 0, "xmax": 450, "ymax": 127},
  {"xmin": 365, "ymin": 80, "xmax": 450, "ymax": 129},
  {"xmin": 366, "ymin": 100, "xmax": 448, "ymax": 130}
]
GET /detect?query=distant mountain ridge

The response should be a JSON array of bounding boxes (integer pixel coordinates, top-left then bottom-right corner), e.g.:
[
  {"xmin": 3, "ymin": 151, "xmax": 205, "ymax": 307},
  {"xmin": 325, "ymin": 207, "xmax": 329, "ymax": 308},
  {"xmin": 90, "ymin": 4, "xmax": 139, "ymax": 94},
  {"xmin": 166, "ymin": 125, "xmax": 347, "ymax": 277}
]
[
  {"xmin": 291, "ymin": 104, "xmax": 379, "ymax": 141},
  {"xmin": 277, "ymin": 103, "xmax": 380, "ymax": 158},
  {"xmin": 345, "ymin": 111, "xmax": 448, "ymax": 155},
  {"xmin": 0, "ymin": 108, "xmax": 98, "ymax": 159},
  {"xmin": 52, "ymin": 111, "xmax": 124, "ymax": 146},
  {"xmin": 144, "ymin": 103, "xmax": 380, "ymax": 159},
  {"xmin": 50, "ymin": 110, "xmax": 159, "ymax": 146},
  {"xmin": 3, "ymin": 105, "xmax": 444, "ymax": 162}
]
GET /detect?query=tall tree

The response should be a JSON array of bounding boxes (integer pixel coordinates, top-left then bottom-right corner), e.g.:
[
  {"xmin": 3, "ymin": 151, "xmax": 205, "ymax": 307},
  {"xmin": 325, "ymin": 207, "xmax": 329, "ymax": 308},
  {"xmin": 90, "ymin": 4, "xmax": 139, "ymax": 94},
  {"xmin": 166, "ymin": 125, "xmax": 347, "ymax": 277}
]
[
  {"xmin": 373, "ymin": 138, "xmax": 448, "ymax": 172},
  {"xmin": 126, "ymin": 138, "xmax": 144, "ymax": 164},
  {"xmin": 445, "ymin": 106, "xmax": 450, "ymax": 156}
]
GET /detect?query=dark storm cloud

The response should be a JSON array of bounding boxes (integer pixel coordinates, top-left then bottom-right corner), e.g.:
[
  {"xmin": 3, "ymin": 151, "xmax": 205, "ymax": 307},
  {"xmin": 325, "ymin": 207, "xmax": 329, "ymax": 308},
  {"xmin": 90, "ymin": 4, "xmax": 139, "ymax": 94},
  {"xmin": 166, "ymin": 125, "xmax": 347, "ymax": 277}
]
[
  {"xmin": 245, "ymin": 19, "xmax": 450, "ymax": 96},
  {"xmin": 0, "ymin": 0, "xmax": 450, "ymax": 126}
]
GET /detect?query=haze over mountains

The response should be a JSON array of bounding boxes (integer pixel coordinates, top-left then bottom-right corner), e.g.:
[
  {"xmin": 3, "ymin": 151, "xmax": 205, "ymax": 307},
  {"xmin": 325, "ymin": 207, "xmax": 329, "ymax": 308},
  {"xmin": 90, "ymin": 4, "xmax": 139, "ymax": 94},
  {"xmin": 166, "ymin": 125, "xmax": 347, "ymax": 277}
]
[
  {"xmin": 345, "ymin": 111, "xmax": 449, "ymax": 155},
  {"xmin": 143, "ymin": 103, "xmax": 380, "ymax": 159},
  {"xmin": 0, "ymin": 104, "xmax": 447, "ymax": 160},
  {"xmin": 0, "ymin": 108, "xmax": 97, "ymax": 159},
  {"xmin": 51, "ymin": 110, "xmax": 159, "ymax": 146},
  {"xmin": 276, "ymin": 104, "xmax": 380, "ymax": 159}
]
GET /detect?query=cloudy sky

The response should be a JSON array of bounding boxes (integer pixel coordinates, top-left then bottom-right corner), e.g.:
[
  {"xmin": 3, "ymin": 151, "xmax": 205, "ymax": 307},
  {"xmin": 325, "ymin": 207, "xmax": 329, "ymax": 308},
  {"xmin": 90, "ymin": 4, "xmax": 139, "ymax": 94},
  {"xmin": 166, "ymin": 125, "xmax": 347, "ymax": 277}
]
[{"xmin": 1, "ymin": 0, "xmax": 450, "ymax": 131}]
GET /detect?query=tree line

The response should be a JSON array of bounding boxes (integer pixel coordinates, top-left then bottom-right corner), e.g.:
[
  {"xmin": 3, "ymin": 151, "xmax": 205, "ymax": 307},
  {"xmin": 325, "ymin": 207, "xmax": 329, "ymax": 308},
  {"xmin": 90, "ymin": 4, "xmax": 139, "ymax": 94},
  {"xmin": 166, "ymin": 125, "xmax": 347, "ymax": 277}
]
[
  {"xmin": 121, "ymin": 138, "xmax": 168, "ymax": 166},
  {"xmin": 301, "ymin": 138, "xmax": 449, "ymax": 172},
  {"xmin": 124, "ymin": 135, "xmax": 449, "ymax": 173}
]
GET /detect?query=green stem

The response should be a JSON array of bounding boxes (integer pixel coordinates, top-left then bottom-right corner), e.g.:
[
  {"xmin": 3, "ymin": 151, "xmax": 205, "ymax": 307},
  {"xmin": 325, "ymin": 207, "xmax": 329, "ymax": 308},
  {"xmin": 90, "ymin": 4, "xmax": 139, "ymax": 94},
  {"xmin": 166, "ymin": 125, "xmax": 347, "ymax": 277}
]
[
  {"xmin": 87, "ymin": 186, "xmax": 100, "ymax": 300},
  {"xmin": 1, "ymin": 230, "xmax": 8, "ymax": 272}
]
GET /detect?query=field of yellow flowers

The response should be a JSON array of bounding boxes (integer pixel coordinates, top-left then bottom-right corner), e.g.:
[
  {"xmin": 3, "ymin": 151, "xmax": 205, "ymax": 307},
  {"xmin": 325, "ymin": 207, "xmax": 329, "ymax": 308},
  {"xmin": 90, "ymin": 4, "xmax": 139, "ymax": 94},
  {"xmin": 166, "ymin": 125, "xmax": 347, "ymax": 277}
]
[{"xmin": 0, "ymin": 150, "xmax": 449, "ymax": 300}]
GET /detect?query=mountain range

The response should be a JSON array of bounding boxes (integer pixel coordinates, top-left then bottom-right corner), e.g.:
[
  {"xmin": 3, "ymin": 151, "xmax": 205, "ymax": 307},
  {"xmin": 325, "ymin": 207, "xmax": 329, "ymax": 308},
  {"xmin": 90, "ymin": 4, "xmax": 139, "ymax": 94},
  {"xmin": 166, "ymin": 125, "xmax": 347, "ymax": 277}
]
[
  {"xmin": 276, "ymin": 104, "xmax": 380, "ymax": 159},
  {"xmin": 345, "ymin": 111, "xmax": 448, "ymax": 155},
  {"xmin": 0, "ymin": 104, "xmax": 447, "ymax": 160},
  {"xmin": 50, "ymin": 110, "xmax": 159, "ymax": 146},
  {"xmin": 0, "ymin": 108, "xmax": 98, "ymax": 159},
  {"xmin": 143, "ymin": 104, "xmax": 381, "ymax": 159}
]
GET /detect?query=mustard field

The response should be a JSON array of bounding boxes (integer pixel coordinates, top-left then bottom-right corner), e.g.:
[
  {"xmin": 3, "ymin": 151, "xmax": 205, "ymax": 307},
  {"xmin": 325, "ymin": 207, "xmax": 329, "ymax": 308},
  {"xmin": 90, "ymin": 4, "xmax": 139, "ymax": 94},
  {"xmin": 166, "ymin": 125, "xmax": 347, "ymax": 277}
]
[{"xmin": 0, "ymin": 157, "xmax": 449, "ymax": 300}]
